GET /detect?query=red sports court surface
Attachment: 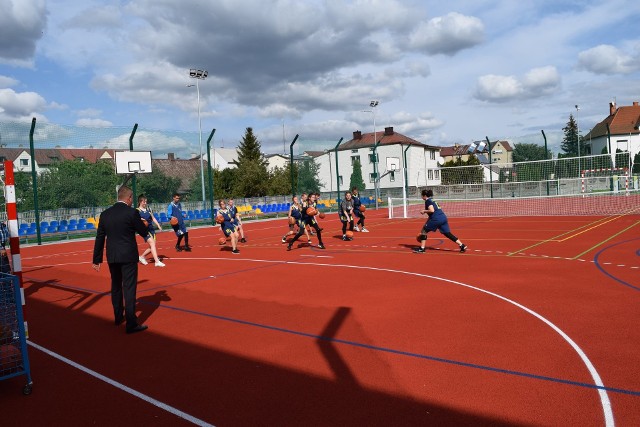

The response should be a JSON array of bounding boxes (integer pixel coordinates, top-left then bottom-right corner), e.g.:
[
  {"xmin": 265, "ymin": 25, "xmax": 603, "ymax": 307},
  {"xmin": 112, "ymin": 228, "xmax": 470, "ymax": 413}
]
[{"xmin": 2, "ymin": 210, "xmax": 639, "ymax": 426}]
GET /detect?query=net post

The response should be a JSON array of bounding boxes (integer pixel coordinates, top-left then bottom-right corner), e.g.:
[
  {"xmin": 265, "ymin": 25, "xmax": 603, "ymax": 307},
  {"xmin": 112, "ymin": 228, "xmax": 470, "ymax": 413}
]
[{"xmin": 3, "ymin": 160, "xmax": 28, "ymax": 338}]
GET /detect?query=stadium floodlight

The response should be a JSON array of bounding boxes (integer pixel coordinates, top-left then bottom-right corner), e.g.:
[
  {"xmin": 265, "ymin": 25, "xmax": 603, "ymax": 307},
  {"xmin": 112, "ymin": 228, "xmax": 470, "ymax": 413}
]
[
  {"xmin": 189, "ymin": 68, "xmax": 208, "ymax": 209},
  {"xmin": 370, "ymin": 100, "xmax": 379, "ymax": 108}
]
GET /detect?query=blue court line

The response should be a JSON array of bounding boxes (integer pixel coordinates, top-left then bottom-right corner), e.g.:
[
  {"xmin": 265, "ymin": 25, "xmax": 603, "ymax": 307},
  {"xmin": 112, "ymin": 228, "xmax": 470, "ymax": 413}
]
[
  {"xmin": 593, "ymin": 238, "xmax": 640, "ymax": 291},
  {"xmin": 141, "ymin": 299, "xmax": 640, "ymax": 398}
]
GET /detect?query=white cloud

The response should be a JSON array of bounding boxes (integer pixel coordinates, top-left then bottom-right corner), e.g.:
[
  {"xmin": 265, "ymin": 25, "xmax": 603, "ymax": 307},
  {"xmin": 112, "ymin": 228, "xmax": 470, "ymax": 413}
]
[
  {"xmin": 474, "ymin": 66, "xmax": 560, "ymax": 103},
  {"xmin": 409, "ymin": 12, "xmax": 484, "ymax": 55},
  {"xmin": 0, "ymin": 75, "xmax": 19, "ymax": 88},
  {"xmin": 0, "ymin": 0, "xmax": 47, "ymax": 63},
  {"xmin": 75, "ymin": 118, "xmax": 113, "ymax": 127},
  {"xmin": 105, "ymin": 131, "xmax": 191, "ymax": 157},
  {"xmin": 577, "ymin": 44, "xmax": 639, "ymax": 75},
  {"xmin": 0, "ymin": 88, "xmax": 48, "ymax": 120}
]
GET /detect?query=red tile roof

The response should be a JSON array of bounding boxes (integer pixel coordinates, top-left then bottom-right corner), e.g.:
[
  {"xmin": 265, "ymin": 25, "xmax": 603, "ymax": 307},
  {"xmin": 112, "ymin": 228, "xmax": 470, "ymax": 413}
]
[
  {"xmin": 340, "ymin": 127, "xmax": 436, "ymax": 151},
  {"xmin": 585, "ymin": 102, "xmax": 640, "ymax": 139}
]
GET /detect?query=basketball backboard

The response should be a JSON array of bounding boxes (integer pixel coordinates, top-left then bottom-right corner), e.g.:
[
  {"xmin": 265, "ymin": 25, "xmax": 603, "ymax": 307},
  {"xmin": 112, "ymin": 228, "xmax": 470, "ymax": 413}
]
[
  {"xmin": 115, "ymin": 151, "xmax": 152, "ymax": 174},
  {"xmin": 386, "ymin": 157, "xmax": 401, "ymax": 172}
]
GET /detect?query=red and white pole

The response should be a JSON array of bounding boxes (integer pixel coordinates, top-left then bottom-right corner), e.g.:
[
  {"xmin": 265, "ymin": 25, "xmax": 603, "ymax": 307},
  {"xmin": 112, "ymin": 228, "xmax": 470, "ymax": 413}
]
[{"xmin": 4, "ymin": 160, "xmax": 27, "ymax": 338}]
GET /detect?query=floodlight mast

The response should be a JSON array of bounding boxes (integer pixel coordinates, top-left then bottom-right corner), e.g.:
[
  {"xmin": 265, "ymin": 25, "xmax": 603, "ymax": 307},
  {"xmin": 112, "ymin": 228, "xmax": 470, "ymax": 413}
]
[{"xmin": 189, "ymin": 68, "xmax": 208, "ymax": 210}]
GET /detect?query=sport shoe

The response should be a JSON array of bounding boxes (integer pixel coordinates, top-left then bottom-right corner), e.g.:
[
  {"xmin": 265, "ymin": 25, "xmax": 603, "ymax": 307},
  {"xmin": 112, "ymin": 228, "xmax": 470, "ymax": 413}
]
[
  {"xmin": 317, "ymin": 244, "xmax": 326, "ymax": 249},
  {"xmin": 240, "ymin": 238, "xmax": 247, "ymax": 243},
  {"xmin": 413, "ymin": 247, "xmax": 426, "ymax": 253},
  {"xmin": 460, "ymin": 244, "xmax": 467, "ymax": 253},
  {"xmin": 139, "ymin": 256, "xmax": 148, "ymax": 265},
  {"xmin": 184, "ymin": 245, "xmax": 192, "ymax": 252},
  {"xmin": 342, "ymin": 235, "xmax": 348, "ymax": 241},
  {"xmin": 354, "ymin": 225, "xmax": 360, "ymax": 232},
  {"xmin": 361, "ymin": 228, "xmax": 369, "ymax": 233},
  {"xmin": 155, "ymin": 261, "xmax": 166, "ymax": 267},
  {"xmin": 175, "ymin": 245, "xmax": 183, "ymax": 252},
  {"xmin": 286, "ymin": 245, "xmax": 292, "ymax": 251},
  {"xmin": 281, "ymin": 236, "xmax": 287, "ymax": 243},
  {"xmin": 232, "ymin": 249, "xmax": 240, "ymax": 254}
]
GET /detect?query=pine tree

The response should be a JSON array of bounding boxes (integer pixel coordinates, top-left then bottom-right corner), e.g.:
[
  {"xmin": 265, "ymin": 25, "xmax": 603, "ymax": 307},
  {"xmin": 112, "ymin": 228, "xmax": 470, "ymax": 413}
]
[
  {"xmin": 236, "ymin": 127, "xmax": 268, "ymax": 168},
  {"xmin": 560, "ymin": 114, "xmax": 588, "ymax": 156},
  {"xmin": 349, "ymin": 158, "xmax": 366, "ymax": 192},
  {"xmin": 234, "ymin": 127, "xmax": 269, "ymax": 197}
]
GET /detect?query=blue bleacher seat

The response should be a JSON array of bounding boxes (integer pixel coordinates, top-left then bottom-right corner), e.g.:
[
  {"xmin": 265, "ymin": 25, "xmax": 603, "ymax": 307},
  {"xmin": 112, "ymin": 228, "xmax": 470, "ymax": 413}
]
[
  {"xmin": 60, "ymin": 219, "xmax": 68, "ymax": 226},
  {"xmin": 50, "ymin": 220, "xmax": 59, "ymax": 227},
  {"xmin": 47, "ymin": 226, "xmax": 57, "ymax": 233},
  {"xmin": 19, "ymin": 228, "xmax": 28, "ymax": 237},
  {"xmin": 78, "ymin": 218, "xmax": 87, "ymax": 225},
  {"xmin": 27, "ymin": 227, "xmax": 36, "ymax": 235},
  {"xmin": 69, "ymin": 219, "xmax": 77, "ymax": 226},
  {"xmin": 67, "ymin": 224, "xmax": 77, "ymax": 231},
  {"xmin": 85, "ymin": 223, "xmax": 95, "ymax": 230},
  {"xmin": 40, "ymin": 221, "xmax": 49, "ymax": 228},
  {"xmin": 20, "ymin": 223, "xmax": 29, "ymax": 230},
  {"xmin": 58, "ymin": 225, "xmax": 68, "ymax": 233},
  {"xmin": 76, "ymin": 223, "xmax": 87, "ymax": 231}
]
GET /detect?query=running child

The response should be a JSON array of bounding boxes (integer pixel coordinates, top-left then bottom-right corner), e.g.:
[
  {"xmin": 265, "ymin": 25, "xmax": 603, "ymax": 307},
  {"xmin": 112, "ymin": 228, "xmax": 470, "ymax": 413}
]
[
  {"xmin": 137, "ymin": 194, "xmax": 165, "ymax": 267},
  {"xmin": 218, "ymin": 199, "xmax": 240, "ymax": 254},
  {"xmin": 228, "ymin": 198, "xmax": 247, "ymax": 243},
  {"xmin": 282, "ymin": 195, "xmax": 304, "ymax": 243},
  {"xmin": 414, "ymin": 189, "xmax": 467, "ymax": 253},
  {"xmin": 287, "ymin": 194, "xmax": 325, "ymax": 250}
]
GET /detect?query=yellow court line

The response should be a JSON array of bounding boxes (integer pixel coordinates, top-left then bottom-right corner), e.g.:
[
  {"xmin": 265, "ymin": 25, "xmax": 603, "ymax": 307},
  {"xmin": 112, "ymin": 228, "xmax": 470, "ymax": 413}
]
[
  {"xmin": 571, "ymin": 220, "xmax": 640, "ymax": 260},
  {"xmin": 556, "ymin": 214, "xmax": 630, "ymax": 242},
  {"xmin": 507, "ymin": 216, "xmax": 626, "ymax": 256}
]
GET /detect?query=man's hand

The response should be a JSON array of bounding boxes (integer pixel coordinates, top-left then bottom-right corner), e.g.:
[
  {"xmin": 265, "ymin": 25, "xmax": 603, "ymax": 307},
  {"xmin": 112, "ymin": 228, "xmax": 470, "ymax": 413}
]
[{"xmin": 92, "ymin": 263, "xmax": 101, "ymax": 272}]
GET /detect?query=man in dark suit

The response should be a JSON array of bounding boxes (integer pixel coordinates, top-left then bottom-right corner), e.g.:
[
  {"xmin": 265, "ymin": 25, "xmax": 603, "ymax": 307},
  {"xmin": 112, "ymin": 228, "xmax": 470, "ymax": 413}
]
[{"xmin": 92, "ymin": 186, "xmax": 149, "ymax": 334}]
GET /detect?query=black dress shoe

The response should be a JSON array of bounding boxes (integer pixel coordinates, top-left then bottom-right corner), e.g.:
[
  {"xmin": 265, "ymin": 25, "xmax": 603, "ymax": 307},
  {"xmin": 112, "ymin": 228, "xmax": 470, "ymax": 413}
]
[
  {"xmin": 114, "ymin": 317, "xmax": 125, "ymax": 326},
  {"xmin": 126, "ymin": 324, "xmax": 148, "ymax": 334},
  {"xmin": 184, "ymin": 246, "xmax": 192, "ymax": 252}
]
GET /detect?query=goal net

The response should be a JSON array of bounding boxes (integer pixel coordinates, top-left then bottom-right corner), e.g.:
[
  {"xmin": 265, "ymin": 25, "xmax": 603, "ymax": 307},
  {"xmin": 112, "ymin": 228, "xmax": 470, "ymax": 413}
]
[{"xmin": 388, "ymin": 190, "xmax": 640, "ymax": 218}]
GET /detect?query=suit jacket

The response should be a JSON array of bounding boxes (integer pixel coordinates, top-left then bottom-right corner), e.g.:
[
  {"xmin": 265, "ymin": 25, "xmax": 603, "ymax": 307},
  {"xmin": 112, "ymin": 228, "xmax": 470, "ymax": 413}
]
[{"xmin": 93, "ymin": 201, "xmax": 148, "ymax": 264}]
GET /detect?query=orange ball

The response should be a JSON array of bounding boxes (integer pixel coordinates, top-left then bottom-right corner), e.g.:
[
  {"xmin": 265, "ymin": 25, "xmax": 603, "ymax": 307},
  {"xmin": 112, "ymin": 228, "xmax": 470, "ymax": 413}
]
[
  {"xmin": 345, "ymin": 230, "xmax": 354, "ymax": 238},
  {"xmin": 218, "ymin": 237, "xmax": 227, "ymax": 245},
  {"xmin": 215, "ymin": 214, "xmax": 224, "ymax": 224}
]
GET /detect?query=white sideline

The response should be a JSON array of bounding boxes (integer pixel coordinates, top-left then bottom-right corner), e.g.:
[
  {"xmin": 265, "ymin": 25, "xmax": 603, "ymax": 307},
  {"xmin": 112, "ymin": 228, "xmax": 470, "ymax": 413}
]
[{"xmin": 27, "ymin": 341, "xmax": 215, "ymax": 427}]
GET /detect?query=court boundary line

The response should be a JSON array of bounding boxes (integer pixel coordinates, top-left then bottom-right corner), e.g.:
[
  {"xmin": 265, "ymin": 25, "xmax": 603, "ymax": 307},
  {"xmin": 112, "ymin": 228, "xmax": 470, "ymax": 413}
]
[
  {"xmin": 124, "ymin": 256, "xmax": 616, "ymax": 426},
  {"xmin": 27, "ymin": 341, "xmax": 215, "ymax": 427}
]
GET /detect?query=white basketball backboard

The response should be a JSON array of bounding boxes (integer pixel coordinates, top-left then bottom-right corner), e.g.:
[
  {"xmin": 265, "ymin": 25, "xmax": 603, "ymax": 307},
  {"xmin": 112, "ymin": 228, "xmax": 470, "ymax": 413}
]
[
  {"xmin": 386, "ymin": 157, "xmax": 401, "ymax": 172},
  {"xmin": 115, "ymin": 151, "xmax": 152, "ymax": 174}
]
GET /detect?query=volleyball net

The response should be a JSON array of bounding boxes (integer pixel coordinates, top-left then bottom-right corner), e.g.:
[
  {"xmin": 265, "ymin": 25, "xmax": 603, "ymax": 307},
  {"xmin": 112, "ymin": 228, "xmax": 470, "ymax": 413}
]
[{"xmin": 388, "ymin": 190, "xmax": 640, "ymax": 219}]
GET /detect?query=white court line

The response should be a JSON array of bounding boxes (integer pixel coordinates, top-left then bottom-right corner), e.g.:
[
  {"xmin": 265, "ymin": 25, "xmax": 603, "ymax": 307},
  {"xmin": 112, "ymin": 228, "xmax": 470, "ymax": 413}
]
[
  {"xmin": 165, "ymin": 255, "xmax": 615, "ymax": 426},
  {"xmin": 28, "ymin": 341, "xmax": 215, "ymax": 427}
]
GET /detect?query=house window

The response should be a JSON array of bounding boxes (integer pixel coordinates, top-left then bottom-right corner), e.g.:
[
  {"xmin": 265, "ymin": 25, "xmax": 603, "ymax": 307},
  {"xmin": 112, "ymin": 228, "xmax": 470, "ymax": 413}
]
[
  {"xmin": 428, "ymin": 170, "xmax": 433, "ymax": 180},
  {"xmin": 0, "ymin": 156, "xmax": 5, "ymax": 162},
  {"xmin": 430, "ymin": 151, "xmax": 436, "ymax": 160},
  {"xmin": 351, "ymin": 155, "xmax": 361, "ymax": 165},
  {"xmin": 351, "ymin": 150, "xmax": 358, "ymax": 153},
  {"xmin": 20, "ymin": 159, "xmax": 29, "ymax": 167},
  {"xmin": 389, "ymin": 171, "xmax": 395, "ymax": 182},
  {"xmin": 435, "ymin": 170, "xmax": 440, "ymax": 180},
  {"xmin": 369, "ymin": 173, "xmax": 377, "ymax": 183}
]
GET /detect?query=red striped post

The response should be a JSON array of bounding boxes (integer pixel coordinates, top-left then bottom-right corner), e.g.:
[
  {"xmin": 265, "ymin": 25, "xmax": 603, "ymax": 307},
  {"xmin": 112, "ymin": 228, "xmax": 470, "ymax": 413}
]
[{"xmin": 4, "ymin": 160, "xmax": 27, "ymax": 338}]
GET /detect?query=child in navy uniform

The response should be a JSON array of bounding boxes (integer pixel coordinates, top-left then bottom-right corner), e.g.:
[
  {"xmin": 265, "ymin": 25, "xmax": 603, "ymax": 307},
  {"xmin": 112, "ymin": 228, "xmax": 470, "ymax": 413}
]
[
  {"xmin": 414, "ymin": 189, "xmax": 467, "ymax": 253},
  {"xmin": 169, "ymin": 193, "xmax": 191, "ymax": 252}
]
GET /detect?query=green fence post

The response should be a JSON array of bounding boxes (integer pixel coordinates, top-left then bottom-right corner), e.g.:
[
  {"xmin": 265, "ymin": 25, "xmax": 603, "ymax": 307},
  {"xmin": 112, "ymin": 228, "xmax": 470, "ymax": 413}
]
[
  {"xmin": 541, "ymin": 130, "xmax": 550, "ymax": 196},
  {"xmin": 28, "ymin": 118, "xmax": 42, "ymax": 245},
  {"xmin": 485, "ymin": 136, "xmax": 493, "ymax": 198},
  {"xmin": 333, "ymin": 137, "xmax": 343, "ymax": 200},
  {"xmin": 128, "ymin": 123, "xmax": 138, "ymax": 200},
  {"xmin": 206, "ymin": 128, "xmax": 216, "ymax": 225},
  {"xmin": 289, "ymin": 134, "xmax": 299, "ymax": 196},
  {"xmin": 403, "ymin": 144, "xmax": 410, "ymax": 196}
]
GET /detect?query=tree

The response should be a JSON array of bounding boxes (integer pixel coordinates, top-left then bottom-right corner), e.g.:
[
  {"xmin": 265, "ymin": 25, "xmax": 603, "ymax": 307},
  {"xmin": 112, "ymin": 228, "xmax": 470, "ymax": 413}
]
[
  {"xmin": 512, "ymin": 143, "xmax": 550, "ymax": 162},
  {"xmin": 560, "ymin": 114, "xmax": 589, "ymax": 157},
  {"xmin": 297, "ymin": 159, "xmax": 323, "ymax": 194},
  {"xmin": 233, "ymin": 159, "xmax": 270, "ymax": 198},
  {"xmin": 234, "ymin": 127, "xmax": 269, "ymax": 197},
  {"xmin": 37, "ymin": 159, "xmax": 119, "ymax": 209},
  {"xmin": 440, "ymin": 155, "xmax": 483, "ymax": 185},
  {"xmin": 268, "ymin": 164, "xmax": 295, "ymax": 196},
  {"xmin": 136, "ymin": 169, "xmax": 182, "ymax": 204},
  {"xmin": 349, "ymin": 158, "xmax": 366, "ymax": 192},
  {"xmin": 511, "ymin": 143, "xmax": 552, "ymax": 182}
]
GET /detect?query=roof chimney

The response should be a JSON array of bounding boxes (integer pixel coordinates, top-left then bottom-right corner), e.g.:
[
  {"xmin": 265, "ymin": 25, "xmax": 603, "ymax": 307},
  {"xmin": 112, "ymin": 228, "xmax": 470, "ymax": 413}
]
[
  {"xmin": 610, "ymin": 102, "xmax": 616, "ymax": 116},
  {"xmin": 168, "ymin": 153, "xmax": 175, "ymax": 161},
  {"xmin": 633, "ymin": 101, "xmax": 639, "ymax": 107},
  {"xmin": 384, "ymin": 126, "xmax": 394, "ymax": 136},
  {"xmin": 353, "ymin": 130, "xmax": 362, "ymax": 140}
]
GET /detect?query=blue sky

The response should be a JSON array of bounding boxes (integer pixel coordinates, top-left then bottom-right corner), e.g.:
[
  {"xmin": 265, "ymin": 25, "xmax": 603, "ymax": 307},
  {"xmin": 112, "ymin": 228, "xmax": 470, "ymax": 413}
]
[{"xmin": 1, "ymin": 0, "xmax": 639, "ymax": 157}]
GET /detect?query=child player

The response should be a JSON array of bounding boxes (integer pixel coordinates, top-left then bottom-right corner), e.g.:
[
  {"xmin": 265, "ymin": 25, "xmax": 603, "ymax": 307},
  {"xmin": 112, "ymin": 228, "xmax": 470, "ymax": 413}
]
[
  {"xmin": 282, "ymin": 195, "xmax": 304, "ymax": 243},
  {"xmin": 169, "ymin": 193, "xmax": 191, "ymax": 252},
  {"xmin": 339, "ymin": 191, "xmax": 355, "ymax": 241},
  {"xmin": 414, "ymin": 189, "xmax": 467, "ymax": 254},
  {"xmin": 218, "ymin": 199, "xmax": 240, "ymax": 254},
  {"xmin": 137, "ymin": 194, "xmax": 165, "ymax": 267},
  {"xmin": 351, "ymin": 187, "xmax": 368, "ymax": 232},
  {"xmin": 287, "ymin": 193, "xmax": 325, "ymax": 250},
  {"xmin": 228, "ymin": 198, "xmax": 247, "ymax": 243}
]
